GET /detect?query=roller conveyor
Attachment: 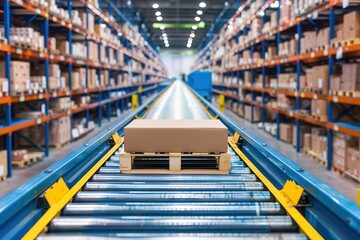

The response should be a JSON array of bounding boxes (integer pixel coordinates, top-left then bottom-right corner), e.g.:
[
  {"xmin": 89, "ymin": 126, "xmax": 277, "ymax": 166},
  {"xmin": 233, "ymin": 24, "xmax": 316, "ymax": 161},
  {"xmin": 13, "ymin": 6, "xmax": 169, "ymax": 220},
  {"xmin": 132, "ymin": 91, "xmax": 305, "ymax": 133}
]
[
  {"xmin": 3, "ymin": 80, "xmax": 359, "ymax": 240},
  {"xmin": 36, "ymin": 81, "xmax": 304, "ymax": 239}
]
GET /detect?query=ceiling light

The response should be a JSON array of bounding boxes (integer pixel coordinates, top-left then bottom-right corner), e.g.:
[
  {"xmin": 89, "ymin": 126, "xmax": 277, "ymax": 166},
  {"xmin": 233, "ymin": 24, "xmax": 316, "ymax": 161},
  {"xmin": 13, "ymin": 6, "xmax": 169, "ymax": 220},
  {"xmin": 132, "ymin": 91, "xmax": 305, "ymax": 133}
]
[
  {"xmin": 188, "ymin": 37, "xmax": 193, "ymax": 42},
  {"xmin": 155, "ymin": 11, "xmax": 161, "ymax": 16},
  {"xmin": 192, "ymin": 25, "xmax": 198, "ymax": 30},
  {"xmin": 157, "ymin": 16, "xmax": 163, "ymax": 21},
  {"xmin": 197, "ymin": 10, "xmax": 203, "ymax": 15},
  {"xmin": 187, "ymin": 44, "xmax": 191, "ymax": 48},
  {"xmin": 160, "ymin": 25, "xmax": 165, "ymax": 30},
  {"xmin": 164, "ymin": 40, "xmax": 169, "ymax": 44},
  {"xmin": 162, "ymin": 33, "xmax": 167, "ymax": 37},
  {"xmin": 199, "ymin": 2, "xmax": 206, "ymax": 8},
  {"xmin": 165, "ymin": 44, "xmax": 169, "ymax": 47},
  {"xmin": 190, "ymin": 33, "xmax": 195, "ymax": 38},
  {"xmin": 195, "ymin": 16, "xmax": 201, "ymax": 22},
  {"xmin": 152, "ymin": 3, "xmax": 159, "ymax": 9}
]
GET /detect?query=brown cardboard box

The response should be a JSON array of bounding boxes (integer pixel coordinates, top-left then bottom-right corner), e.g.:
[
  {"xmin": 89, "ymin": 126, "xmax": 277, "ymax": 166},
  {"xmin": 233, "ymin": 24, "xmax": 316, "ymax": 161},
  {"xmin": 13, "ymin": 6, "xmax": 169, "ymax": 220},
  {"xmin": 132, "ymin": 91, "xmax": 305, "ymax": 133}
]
[
  {"xmin": 333, "ymin": 133, "xmax": 358, "ymax": 170},
  {"xmin": 346, "ymin": 147, "xmax": 360, "ymax": 178},
  {"xmin": 292, "ymin": 125, "xmax": 311, "ymax": 147},
  {"xmin": 57, "ymin": 41, "xmax": 69, "ymax": 55},
  {"xmin": 12, "ymin": 149, "xmax": 28, "ymax": 162},
  {"xmin": 341, "ymin": 63, "xmax": 360, "ymax": 91},
  {"xmin": 343, "ymin": 11, "xmax": 360, "ymax": 40},
  {"xmin": 124, "ymin": 120, "xmax": 228, "ymax": 153},
  {"xmin": 0, "ymin": 150, "xmax": 7, "ymax": 178},
  {"xmin": 303, "ymin": 133, "xmax": 312, "ymax": 151},
  {"xmin": 280, "ymin": 123, "xmax": 293, "ymax": 143},
  {"xmin": 330, "ymin": 75, "xmax": 341, "ymax": 91}
]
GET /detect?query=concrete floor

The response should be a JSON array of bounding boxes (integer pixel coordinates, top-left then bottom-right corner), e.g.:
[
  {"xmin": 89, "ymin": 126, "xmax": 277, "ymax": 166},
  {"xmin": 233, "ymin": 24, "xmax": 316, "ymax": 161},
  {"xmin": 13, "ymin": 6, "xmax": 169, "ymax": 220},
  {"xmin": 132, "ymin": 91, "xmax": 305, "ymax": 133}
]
[
  {"xmin": 224, "ymin": 109, "xmax": 360, "ymax": 203},
  {"xmin": 1, "ymin": 107, "xmax": 359, "ymax": 203},
  {"xmin": 0, "ymin": 112, "xmax": 130, "ymax": 198}
]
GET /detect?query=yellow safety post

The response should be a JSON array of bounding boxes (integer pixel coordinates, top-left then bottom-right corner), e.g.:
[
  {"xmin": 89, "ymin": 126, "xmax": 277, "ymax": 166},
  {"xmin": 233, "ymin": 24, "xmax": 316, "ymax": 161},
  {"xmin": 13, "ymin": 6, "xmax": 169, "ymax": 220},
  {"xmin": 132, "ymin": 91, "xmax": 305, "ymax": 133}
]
[
  {"xmin": 132, "ymin": 94, "xmax": 138, "ymax": 110},
  {"xmin": 219, "ymin": 94, "xmax": 225, "ymax": 112}
]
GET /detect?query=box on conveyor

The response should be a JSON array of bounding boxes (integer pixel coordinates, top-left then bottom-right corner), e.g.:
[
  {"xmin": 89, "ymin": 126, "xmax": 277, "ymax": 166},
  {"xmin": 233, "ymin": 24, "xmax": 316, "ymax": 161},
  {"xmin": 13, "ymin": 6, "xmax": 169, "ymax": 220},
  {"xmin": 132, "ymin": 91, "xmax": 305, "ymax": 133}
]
[{"xmin": 124, "ymin": 120, "xmax": 228, "ymax": 153}]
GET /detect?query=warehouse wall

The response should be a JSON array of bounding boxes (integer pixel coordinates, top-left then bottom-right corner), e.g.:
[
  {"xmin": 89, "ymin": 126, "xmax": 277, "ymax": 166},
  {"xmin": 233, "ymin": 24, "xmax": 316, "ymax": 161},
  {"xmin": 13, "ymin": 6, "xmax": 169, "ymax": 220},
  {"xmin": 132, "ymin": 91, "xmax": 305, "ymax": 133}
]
[{"xmin": 160, "ymin": 50, "xmax": 195, "ymax": 78}]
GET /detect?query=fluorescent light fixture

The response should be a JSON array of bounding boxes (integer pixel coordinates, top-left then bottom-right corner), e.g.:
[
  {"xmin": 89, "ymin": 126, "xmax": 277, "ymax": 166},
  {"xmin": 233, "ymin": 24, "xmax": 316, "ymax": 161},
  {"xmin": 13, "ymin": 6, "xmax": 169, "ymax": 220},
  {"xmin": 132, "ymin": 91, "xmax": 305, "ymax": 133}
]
[
  {"xmin": 195, "ymin": 16, "xmax": 201, "ymax": 22},
  {"xmin": 199, "ymin": 2, "xmax": 206, "ymax": 8},
  {"xmin": 152, "ymin": 3, "xmax": 159, "ymax": 9},
  {"xmin": 190, "ymin": 33, "xmax": 195, "ymax": 38},
  {"xmin": 160, "ymin": 25, "xmax": 165, "ymax": 30},
  {"xmin": 192, "ymin": 25, "xmax": 198, "ymax": 30},
  {"xmin": 164, "ymin": 40, "xmax": 169, "ymax": 44},
  {"xmin": 157, "ymin": 16, "xmax": 163, "ymax": 21},
  {"xmin": 188, "ymin": 38, "xmax": 193, "ymax": 42},
  {"xmin": 162, "ymin": 33, "xmax": 167, "ymax": 37},
  {"xmin": 187, "ymin": 44, "xmax": 191, "ymax": 48},
  {"xmin": 197, "ymin": 10, "xmax": 203, "ymax": 15},
  {"xmin": 155, "ymin": 11, "xmax": 161, "ymax": 16},
  {"xmin": 165, "ymin": 44, "xmax": 169, "ymax": 47}
]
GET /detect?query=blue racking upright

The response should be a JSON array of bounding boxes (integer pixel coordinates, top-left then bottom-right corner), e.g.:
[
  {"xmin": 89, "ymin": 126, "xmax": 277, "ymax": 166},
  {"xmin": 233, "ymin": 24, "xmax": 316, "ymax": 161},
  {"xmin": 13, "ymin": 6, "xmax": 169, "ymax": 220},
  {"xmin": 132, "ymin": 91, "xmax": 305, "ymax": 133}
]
[
  {"xmin": 0, "ymin": 0, "xmax": 167, "ymax": 178},
  {"xmin": 192, "ymin": 0, "xmax": 360, "ymax": 181}
]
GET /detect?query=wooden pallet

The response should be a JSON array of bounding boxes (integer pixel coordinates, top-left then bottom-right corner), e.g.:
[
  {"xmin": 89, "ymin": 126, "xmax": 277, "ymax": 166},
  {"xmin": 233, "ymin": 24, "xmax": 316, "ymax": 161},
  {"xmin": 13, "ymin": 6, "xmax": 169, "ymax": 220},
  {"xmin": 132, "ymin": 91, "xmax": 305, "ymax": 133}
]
[
  {"xmin": 0, "ymin": 37, "xmax": 7, "ymax": 45},
  {"xmin": 312, "ymin": 114, "xmax": 327, "ymax": 122},
  {"xmin": 303, "ymin": 149, "xmax": 326, "ymax": 165},
  {"xmin": 12, "ymin": 151, "xmax": 44, "ymax": 168},
  {"xmin": 331, "ymin": 38, "xmax": 360, "ymax": 48},
  {"xmin": 0, "ymin": 175, "xmax": 6, "ymax": 182},
  {"xmin": 50, "ymin": 141, "xmax": 70, "ymax": 149},
  {"xmin": 344, "ymin": 171, "xmax": 360, "ymax": 183},
  {"xmin": 331, "ymin": 90, "xmax": 360, "ymax": 97},
  {"xmin": 120, "ymin": 149, "xmax": 231, "ymax": 175},
  {"xmin": 332, "ymin": 166, "xmax": 344, "ymax": 176}
]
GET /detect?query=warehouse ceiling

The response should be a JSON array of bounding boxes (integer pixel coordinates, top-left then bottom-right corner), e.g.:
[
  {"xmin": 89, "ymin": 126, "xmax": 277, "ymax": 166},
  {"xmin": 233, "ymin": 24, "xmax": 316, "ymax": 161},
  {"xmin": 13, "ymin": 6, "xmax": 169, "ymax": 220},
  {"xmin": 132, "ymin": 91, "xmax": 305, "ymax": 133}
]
[{"xmin": 123, "ymin": 0, "xmax": 237, "ymax": 50}]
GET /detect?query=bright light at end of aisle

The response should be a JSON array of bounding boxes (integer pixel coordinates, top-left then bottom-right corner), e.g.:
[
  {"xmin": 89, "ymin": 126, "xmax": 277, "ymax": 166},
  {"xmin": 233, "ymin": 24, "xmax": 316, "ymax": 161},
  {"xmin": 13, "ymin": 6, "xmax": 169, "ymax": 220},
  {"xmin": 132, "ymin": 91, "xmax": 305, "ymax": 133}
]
[
  {"xmin": 155, "ymin": 11, "xmax": 161, "ymax": 16},
  {"xmin": 152, "ymin": 3, "xmax": 159, "ymax": 9},
  {"xmin": 197, "ymin": 10, "xmax": 203, "ymax": 15},
  {"xmin": 199, "ymin": 2, "xmax": 206, "ymax": 8}
]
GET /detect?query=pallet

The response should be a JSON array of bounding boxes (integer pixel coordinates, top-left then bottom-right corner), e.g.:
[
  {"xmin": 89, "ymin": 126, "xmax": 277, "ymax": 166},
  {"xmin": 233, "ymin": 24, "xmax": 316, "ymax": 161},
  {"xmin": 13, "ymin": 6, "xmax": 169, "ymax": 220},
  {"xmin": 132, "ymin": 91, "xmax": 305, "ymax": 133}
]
[
  {"xmin": 331, "ymin": 38, "xmax": 360, "ymax": 48},
  {"xmin": 331, "ymin": 90, "xmax": 360, "ymax": 98},
  {"xmin": 0, "ymin": 175, "xmax": 6, "ymax": 182},
  {"xmin": 50, "ymin": 141, "xmax": 70, "ymax": 149},
  {"xmin": 344, "ymin": 171, "xmax": 360, "ymax": 183},
  {"xmin": 120, "ymin": 149, "xmax": 231, "ymax": 175},
  {"xmin": 12, "ymin": 151, "xmax": 44, "ymax": 168},
  {"xmin": 312, "ymin": 114, "xmax": 327, "ymax": 122},
  {"xmin": 303, "ymin": 149, "xmax": 326, "ymax": 165},
  {"xmin": 332, "ymin": 166, "xmax": 344, "ymax": 176},
  {"xmin": 0, "ymin": 37, "xmax": 7, "ymax": 45}
]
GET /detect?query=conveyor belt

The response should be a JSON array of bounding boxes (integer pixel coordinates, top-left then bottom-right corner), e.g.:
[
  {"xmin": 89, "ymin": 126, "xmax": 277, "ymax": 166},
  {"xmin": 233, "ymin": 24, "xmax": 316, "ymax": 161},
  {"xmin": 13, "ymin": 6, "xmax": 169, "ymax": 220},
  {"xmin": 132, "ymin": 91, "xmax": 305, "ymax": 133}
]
[{"xmin": 37, "ymin": 81, "xmax": 306, "ymax": 239}]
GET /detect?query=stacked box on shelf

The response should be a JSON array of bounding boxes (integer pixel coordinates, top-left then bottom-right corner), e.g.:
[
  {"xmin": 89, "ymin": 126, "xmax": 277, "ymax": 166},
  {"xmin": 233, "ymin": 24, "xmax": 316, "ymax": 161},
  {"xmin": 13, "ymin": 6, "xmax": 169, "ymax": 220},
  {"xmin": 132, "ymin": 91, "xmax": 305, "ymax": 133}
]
[
  {"xmin": 0, "ymin": 61, "xmax": 29, "ymax": 94},
  {"xmin": 333, "ymin": 133, "xmax": 358, "ymax": 171},
  {"xmin": 346, "ymin": 147, "xmax": 360, "ymax": 181},
  {"xmin": 0, "ymin": 150, "xmax": 7, "ymax": 180}
]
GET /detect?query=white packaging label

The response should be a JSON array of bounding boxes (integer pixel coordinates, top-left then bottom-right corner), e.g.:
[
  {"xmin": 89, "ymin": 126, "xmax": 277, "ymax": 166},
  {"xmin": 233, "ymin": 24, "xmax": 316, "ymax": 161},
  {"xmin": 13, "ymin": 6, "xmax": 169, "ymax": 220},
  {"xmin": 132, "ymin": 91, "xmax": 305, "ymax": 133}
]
[
  {"xmin": 41, "ymin": 104, "xmax": 45, "ymax": 114},
  {"xmin": 57, "ymin": 69, "xmax": 61, "ymax": 78},
  {"xmin": 336, "ymin": 47, "xmax": 343, "ymax": 59},
  {"xmin": 0, "ymin": 165, "xmax": 3, "ymax": 176},
  {"xmin": 42, "ymin": 77, "xmax": 46, "ymax": 88},
  {"xmin": 318, "ymin": 79, "xmax": 322, "ymax": 88},
  {"xmin": 343, "ymin": 0, "xmax": 349, "ymax": 8},
  {"xmin": 2, "ymin": 80, "xmax": 8, "ymax": 92},
  {"xmin": 61, "ymin": 78, "xmax": 66, "ymax": 88}
]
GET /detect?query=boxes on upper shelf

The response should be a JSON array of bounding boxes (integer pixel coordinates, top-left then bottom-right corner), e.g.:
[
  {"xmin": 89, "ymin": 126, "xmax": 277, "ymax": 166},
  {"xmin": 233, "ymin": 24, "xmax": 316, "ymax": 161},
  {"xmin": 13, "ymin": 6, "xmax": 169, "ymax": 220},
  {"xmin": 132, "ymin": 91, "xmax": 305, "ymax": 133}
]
[{"xmin": 343, "ymin": 11, "xmax": 360, "ymax": 40}]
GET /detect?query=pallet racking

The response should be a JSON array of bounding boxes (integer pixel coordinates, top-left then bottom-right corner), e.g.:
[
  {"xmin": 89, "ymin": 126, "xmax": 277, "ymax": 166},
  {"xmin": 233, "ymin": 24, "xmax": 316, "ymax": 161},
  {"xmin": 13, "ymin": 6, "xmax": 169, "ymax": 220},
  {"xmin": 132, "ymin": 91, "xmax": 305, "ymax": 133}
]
[
  {"xmin": 192, "ymin": 0, "xmax": 360, "ymax": 179},
  {"xmin": 0, "ymin": 0, "xmax": 167, "ymax": 178}
]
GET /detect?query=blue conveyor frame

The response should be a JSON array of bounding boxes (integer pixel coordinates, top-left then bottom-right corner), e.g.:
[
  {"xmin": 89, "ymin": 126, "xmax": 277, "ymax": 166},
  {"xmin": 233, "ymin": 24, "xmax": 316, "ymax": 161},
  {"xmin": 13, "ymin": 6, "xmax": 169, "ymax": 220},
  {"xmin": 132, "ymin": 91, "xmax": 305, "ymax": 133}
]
[{"xmin": 0, "ymin": 82, "xmax": 359, "ymax": 239}]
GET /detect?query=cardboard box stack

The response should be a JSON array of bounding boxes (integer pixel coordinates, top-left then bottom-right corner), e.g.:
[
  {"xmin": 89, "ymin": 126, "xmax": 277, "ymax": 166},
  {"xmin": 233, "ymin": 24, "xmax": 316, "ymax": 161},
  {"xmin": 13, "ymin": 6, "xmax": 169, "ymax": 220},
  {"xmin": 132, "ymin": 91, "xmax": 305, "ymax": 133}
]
[
  {"xmin": 305, "ymin": 65, "xmax": 328, "ymax": 92},
  {"xmin": 341, "ymin": 63, "xmax": 360, "ymax": 91},
  {"xmin": 311, "ymin": 128, "xmax": 327, "ymax": 162},
  {"xmin": 244, "ymin": 106, "xmax": 261, "ymax": 122},
  {"xmin": 12, "ymin": 150, "xmax": 28, "ymax": 163},
  {"xmin": 0, "ymin": 150, "xmax": 7, "ymax": 180},
  {"xmin": 280, "ymin": 123, "xmax": 293, "ymax": 143},
  {"xmin": 278, "ymin": 73, "xmax": 296, "ymax": 90},
  {"xmin": 0, "ymin": 61, "xmax": 30, "ymax": 93},
  {"xmin": 50, "ymin": 97, "xmax": 72, "ymax": 112},
  {"xmin": 343, "ymin": 11, "xmax": 360, "ymax": 40},
  {"xmin": 333, "ymin": 133, "xmax": 358, "ymax": 171},
  {"xmin": 292, "ymin": 125, "xmax": 311, "ymax": 148},
  {"xmin": 346, "ymin": 147, "xmax": 360, "ymax": 181},
  {"xmin": 311, "ymin": 99, "xmax": 327, "ymax": 121}
]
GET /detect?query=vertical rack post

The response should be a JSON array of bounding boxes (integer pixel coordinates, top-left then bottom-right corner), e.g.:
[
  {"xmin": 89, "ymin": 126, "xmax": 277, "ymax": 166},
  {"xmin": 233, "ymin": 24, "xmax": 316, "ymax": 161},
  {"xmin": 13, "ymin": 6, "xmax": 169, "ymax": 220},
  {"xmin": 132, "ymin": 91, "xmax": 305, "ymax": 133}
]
[
  {"xmin": 275, "ymin": 3, "xmax": 281, "ymax": 140},
  {"xmin": 295, "ymin": 23, "xmax": 302, "ymax": 152},
  {"xmin": 68, "ymin": 0, "xmax": 73, "ymax": 141},
  {"xmin": 261, "ymin": 1, "xmax": 267, "ymax": 125},
  {"xmin": 44, "ymin": 19, "xmax": 50, "ymax": 156},
  {"xmin": 250, "ymin": 44, "xmax": 255, "ymax": 123},
  {"xmin": 4, "ymin": 0, "xmax": 12, "ymax": 177},
  {"xmin": 327, "ymin": 8, "xmax": 335, "ymax": 171},
  {"xmin": 85, "ymin": 6, "xmax": 90, "ymax": 128}
]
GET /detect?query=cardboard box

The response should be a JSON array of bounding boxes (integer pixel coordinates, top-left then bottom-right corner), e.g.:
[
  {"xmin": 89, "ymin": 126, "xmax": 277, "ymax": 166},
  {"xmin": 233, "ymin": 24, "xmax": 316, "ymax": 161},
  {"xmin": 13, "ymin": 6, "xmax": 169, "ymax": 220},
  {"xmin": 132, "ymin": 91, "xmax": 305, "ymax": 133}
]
[
  {"xmin": 303, "ymin": 133, "xmax": 312, "ymax": 151},
  {"xmin": 0, "ymin": 150, "xmax": 7, "ymax": 178},
  {"xmin": 12, "ymin": 149, "xmax": 28, "ymax": 162},
  {"xmin": 333, "ymin": 133, "xmax": 358, "ymax": 170},
  {"xmin": 292, "ymin": 125, "xmax": 311, "ymax": 147},
  {"xmin": 280, "ymin": 123, "xmax": 293, "ymax": 143},
  {"xmin": 124, "ymin": 120, "xmax": 228, "ymax": 153},
  {"xmin": 343, "ymin": 11, "xmax": 360, "ymax": 40},
  {"xmin": 346, "ymin": 147, "xmax": 360, "ymax": 178}
]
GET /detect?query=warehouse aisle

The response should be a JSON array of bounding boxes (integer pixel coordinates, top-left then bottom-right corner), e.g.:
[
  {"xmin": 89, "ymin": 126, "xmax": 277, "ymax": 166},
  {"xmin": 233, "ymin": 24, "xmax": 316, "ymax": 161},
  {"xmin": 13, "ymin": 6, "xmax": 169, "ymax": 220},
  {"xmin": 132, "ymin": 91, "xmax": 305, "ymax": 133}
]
[
  {"xmin": 146, "ymin": 80, "xmax": 208, "ymax": 119},
  {"xmin": 224, "ymin": 109, "xmax": 360, "ymax": 202}
]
